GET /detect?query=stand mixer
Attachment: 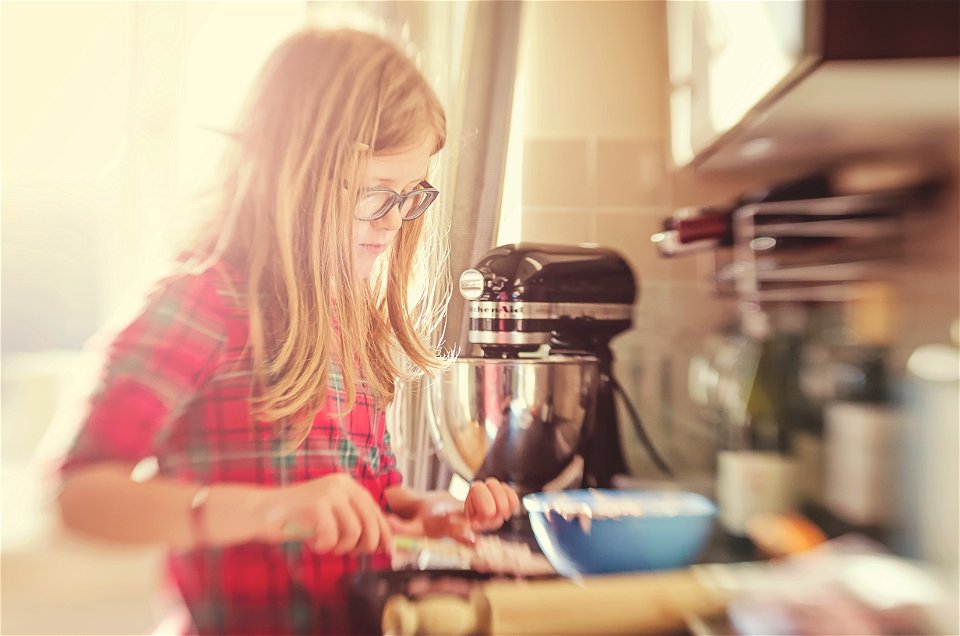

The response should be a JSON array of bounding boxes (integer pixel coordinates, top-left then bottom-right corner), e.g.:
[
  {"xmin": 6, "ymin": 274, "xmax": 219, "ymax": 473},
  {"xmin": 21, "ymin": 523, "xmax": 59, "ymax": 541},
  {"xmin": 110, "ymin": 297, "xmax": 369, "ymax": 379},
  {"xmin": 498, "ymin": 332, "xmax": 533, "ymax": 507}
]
[{"xmin": 429, "ymin": 243, "xmax": 671, "ymax": 494}]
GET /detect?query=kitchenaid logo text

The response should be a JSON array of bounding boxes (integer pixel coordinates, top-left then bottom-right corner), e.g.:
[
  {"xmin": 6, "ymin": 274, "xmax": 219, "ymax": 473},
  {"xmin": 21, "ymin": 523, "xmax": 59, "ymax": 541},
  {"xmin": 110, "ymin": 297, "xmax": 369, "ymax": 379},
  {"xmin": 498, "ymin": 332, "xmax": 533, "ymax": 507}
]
[
  {"xmin": 471, "ymin": 303, "xmax": 525, "ymax": 318},
  {"xmin": 469, "ymin": 301, "xmax": 632, "ymax": 321}
]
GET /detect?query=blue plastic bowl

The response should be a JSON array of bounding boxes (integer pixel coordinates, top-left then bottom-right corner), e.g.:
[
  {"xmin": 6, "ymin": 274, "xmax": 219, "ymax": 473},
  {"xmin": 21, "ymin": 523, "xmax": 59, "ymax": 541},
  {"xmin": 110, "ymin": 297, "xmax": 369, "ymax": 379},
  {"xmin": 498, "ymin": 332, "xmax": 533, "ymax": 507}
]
[{"xmin": 523, "ymin": 489, "xmax": 716, "ymax": 576}]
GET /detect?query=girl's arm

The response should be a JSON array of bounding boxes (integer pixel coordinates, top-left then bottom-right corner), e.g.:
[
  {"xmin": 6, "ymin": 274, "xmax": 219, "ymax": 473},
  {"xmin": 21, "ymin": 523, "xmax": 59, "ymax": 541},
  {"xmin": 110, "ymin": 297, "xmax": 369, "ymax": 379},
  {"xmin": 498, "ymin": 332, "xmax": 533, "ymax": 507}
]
[
  {"xmin": 58, "ymin": 463, "xmax": 392, "ymax": 553},
  {"xmin": 58, "ymin": 462, "xmax": 269, "ymax": 549}
]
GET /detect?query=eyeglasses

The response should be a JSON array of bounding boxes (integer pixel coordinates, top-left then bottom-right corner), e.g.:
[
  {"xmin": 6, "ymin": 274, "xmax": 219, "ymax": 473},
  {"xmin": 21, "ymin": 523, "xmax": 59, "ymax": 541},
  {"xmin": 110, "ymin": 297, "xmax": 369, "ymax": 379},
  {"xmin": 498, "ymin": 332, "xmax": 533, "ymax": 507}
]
[{"xmin": 354, "ymin": 180, "xmax": 439, "ymax": 222}]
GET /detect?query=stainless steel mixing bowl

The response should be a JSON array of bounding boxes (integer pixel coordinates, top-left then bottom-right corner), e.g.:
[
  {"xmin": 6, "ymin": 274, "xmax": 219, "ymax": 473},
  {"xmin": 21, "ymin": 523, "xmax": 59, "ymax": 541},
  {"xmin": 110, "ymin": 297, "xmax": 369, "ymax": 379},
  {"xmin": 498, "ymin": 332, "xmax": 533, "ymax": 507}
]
[{"xmin": 427, "ymin": 355, "xmax": 599, "ymax": 493}]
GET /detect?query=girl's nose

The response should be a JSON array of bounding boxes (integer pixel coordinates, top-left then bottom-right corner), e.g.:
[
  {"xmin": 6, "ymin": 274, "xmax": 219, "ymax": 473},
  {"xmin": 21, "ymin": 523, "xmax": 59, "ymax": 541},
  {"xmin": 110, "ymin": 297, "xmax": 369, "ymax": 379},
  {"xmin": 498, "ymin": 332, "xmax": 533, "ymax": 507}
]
[{"xmin": 372, "ymin": 202, "xmax": 403, "ymax": 231}]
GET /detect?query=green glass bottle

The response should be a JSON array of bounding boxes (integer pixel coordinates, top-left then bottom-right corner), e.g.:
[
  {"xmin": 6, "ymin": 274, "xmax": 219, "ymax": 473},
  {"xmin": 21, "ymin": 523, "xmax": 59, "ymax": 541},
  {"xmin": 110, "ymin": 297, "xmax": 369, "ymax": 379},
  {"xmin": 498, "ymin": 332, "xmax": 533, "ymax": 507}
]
[{"xmin": 716, "ymin": 307, "xmax": 797, "ymax": 537}]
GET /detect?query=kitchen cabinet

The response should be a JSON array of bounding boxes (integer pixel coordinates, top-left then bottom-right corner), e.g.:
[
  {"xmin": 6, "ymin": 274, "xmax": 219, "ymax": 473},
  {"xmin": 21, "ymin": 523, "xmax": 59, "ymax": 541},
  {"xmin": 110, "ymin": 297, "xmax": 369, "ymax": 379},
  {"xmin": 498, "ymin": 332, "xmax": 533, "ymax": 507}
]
[{"xmin": 667, "ymin": 0, "xmax": 960, "ymax": 172}]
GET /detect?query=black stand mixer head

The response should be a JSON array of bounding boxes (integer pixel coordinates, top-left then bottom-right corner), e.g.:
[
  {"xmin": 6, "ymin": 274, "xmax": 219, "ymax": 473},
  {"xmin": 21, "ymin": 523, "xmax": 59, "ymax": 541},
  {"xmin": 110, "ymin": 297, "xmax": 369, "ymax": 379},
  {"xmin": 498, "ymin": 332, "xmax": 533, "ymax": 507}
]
[{"xmin": 456, "ymin": 243, "xmax": 638, "ymax": 490}]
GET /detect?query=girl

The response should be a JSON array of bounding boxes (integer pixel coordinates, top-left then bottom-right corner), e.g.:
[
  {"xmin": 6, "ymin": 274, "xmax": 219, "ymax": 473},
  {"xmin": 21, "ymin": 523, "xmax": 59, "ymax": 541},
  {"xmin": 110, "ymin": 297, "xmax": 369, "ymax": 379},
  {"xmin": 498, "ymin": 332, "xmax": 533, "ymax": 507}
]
[{"xmin": 56, "ymin": 29, "xmax": 519, "ymax": 635}]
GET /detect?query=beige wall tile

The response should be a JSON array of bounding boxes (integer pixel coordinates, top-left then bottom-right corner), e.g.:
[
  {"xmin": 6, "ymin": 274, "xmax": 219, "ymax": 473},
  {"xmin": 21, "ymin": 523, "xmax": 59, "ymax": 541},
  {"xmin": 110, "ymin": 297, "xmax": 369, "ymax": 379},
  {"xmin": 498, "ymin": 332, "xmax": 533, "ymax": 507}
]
[
  {"xmin": 594, "ymin": 210, "xmax": 672, "ymax": 286},
  {"xmin": 668, "ymin": 283, "xmax": 738, "ymax": 346},
  {"xmin": 521, "ymin": 1, "xmax": 668, "ymax": 138},
  {"xmin": 668, "ymin": 249, "xmax": 704, "ymax": 284},
  {"xmin": 595, "ymin": 138, "xmax": 669, "ymax": 207},
  {"xmin": 634, "ymin": 281, "xmax": 673, "ymax": 327},
  {"xmin": 521, "ymin": 138, "xmax": 590, "ymax": 207},
  {"xmin": 520, "ymin": 209, "xmax": 593, "ymax": 245}
]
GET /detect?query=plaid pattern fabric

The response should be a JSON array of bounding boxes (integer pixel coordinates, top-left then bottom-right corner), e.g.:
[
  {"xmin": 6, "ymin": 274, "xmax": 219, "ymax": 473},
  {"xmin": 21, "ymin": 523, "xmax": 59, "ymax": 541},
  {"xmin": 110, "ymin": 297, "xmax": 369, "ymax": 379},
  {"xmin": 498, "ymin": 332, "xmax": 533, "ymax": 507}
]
[{"xmin": 60, "ymin": 261, "xmax": 402, "ymax": 635}]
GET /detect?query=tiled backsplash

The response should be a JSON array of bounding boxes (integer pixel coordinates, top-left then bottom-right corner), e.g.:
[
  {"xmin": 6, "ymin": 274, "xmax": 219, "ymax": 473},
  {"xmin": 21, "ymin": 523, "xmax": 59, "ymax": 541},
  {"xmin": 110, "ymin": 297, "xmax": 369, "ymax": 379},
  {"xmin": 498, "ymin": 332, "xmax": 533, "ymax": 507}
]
[
  {"xmin": 520, "ymin": 150, "xmax": 959, "ymax": 482},
  {"xmin": 518, "ymin": 133, "xmax": 737, "ymax": 478},
  {"xmin": 513, "ymin": 0, "xmax": 959, "ymax": 487},
  {"xmin": 522, "ymin": 136, "xmax": 669, "ymax": 209}
]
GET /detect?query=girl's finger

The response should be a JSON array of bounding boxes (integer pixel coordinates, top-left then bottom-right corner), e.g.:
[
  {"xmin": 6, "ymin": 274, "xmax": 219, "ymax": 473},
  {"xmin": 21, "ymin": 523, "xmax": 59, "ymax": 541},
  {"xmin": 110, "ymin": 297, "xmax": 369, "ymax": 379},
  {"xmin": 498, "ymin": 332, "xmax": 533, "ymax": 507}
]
[
  {"xmin": 506, "ymin": 485, "xmax": 521, "ymax": 516},
  {"xmin": 463, "ymin": 494, "xmax": 474, "ymax": 522},
  {"xmin": 466, "ymin": 481, "xmax": 496, "ymax": 519},
  {"xmin": 348, "ymin": 496, "xmax": 381, "ymax": 554},
  {"xmin": 386, "ymin": 513, "xmax": 424, "ymax": 537},
  {"xmin": 441, "ymin": 513, "xmax": 476, "ymax": 545},
  {"xmin": 376, "ymin": 508, "xmax": 394, "ymax": 554},
  {"xmin": 311, "ymin": 502, "xmax": 338, "ymax": 553},
  {"xmin": 346, "ymin": 484, "xmax": 387, "ymax": 553},
  {"xmin": 484, "ymin": 478, "xmax": 512, "ymax": 520},
  {"xmin": 330, "ymin": 503, "xmax": 362, "ymax": 555}
]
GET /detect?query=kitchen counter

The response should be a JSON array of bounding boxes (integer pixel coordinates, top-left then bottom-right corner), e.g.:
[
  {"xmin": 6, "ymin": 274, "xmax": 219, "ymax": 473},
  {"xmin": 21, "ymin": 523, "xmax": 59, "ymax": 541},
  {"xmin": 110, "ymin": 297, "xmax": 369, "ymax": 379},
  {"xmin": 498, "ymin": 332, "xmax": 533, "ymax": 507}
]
[
  {"xmin": 355, "ymin": 526, "xmax": 949, "ymax": 636},
  {"xmin": 348, "ymin": 517, "xmax": 762, "ymax": 636}
]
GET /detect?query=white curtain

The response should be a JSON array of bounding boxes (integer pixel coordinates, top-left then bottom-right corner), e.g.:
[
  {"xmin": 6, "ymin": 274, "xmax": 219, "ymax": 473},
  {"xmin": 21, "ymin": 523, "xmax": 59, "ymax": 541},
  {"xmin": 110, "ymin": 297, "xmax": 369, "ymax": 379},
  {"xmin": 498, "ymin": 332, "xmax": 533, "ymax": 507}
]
[
  {"xmin": 6, "ymin": 1, "xmax": 309, "ymax": 480},
  {"xmin": 3, "ymin": 0, "xmax": 521, "ymax": 496},
  {"xmin": 364, "ymin": 2, "xmax": 524, "ymax": 491}
]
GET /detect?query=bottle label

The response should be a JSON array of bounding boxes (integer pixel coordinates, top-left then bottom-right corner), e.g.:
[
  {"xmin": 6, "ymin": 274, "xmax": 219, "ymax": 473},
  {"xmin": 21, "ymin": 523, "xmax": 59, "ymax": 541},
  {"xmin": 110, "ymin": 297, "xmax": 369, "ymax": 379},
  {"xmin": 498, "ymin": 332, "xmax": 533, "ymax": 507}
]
[
  {"xmin": 824, "ymin": 402, "xmax": 897, "ymax": 527},
  {"xmin": 717, "ymin": 451, "xmax": 796, "ymax": 536}
]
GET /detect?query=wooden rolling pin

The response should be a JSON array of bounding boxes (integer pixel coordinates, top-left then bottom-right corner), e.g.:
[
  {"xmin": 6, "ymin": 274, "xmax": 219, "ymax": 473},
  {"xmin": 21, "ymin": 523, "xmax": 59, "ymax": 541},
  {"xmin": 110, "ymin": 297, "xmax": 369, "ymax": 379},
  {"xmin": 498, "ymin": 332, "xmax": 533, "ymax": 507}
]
[{"xmin": 382, "ymin": 564, "xmax": 744, "ymax": 635}]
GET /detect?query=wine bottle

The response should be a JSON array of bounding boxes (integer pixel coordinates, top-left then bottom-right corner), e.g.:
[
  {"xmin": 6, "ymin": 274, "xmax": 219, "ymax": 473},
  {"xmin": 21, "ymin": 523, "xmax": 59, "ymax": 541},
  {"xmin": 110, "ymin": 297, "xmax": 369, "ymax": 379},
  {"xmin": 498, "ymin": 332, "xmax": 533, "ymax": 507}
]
[
  {"xmin": 822, "ymin": 282, "xmax": 899, "ymax": 533},
  {"xmin": 794, "ymin": 304, "xmax": 838, "ymax": 509},
  {"xmin": 715, "ymin": 308, "xmax": 797, "ymax": 537}
]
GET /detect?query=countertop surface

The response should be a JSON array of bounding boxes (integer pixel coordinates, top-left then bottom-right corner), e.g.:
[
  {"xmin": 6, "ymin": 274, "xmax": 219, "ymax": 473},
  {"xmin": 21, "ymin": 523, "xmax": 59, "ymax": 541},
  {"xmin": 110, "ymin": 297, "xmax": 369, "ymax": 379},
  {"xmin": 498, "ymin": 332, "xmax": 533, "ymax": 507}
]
[{"xmin": 348, "ymin": 516, "xmax": 760, "ymax": 636}]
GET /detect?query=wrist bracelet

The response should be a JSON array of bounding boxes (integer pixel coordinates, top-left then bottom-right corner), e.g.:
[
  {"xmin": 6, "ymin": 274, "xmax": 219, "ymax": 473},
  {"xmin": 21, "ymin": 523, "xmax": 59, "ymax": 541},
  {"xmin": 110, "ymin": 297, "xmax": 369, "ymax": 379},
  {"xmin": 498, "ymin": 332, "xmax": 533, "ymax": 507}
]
[{"xmin": 190, "ymin": 485, "xmax": 211, "ymax": 549}]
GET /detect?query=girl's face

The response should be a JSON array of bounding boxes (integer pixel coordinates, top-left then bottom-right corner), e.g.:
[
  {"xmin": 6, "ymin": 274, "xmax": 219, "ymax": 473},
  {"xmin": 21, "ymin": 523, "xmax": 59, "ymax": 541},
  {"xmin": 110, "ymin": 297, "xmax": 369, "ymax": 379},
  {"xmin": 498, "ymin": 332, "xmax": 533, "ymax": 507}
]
[{"xmin": 353, "ymin": 135, "xmax": 435, "ymax": 279}]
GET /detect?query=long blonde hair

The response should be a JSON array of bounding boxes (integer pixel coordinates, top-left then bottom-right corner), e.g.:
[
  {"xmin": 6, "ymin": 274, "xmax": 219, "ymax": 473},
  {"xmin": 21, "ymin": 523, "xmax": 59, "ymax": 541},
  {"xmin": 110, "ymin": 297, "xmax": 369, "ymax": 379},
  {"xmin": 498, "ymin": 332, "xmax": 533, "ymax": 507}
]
[{"xmin": 194, "ymin": 29, "xmax": 450, "ymax": 435}]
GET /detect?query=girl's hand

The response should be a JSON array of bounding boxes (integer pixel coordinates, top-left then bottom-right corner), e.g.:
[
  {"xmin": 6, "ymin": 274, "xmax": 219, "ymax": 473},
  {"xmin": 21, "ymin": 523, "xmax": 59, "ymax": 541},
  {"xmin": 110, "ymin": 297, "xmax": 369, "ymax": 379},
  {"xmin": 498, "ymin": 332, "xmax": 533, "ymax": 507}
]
[
  {"xmin": 388, "ymin": 478, "xmax": 520, "ymax": 544},
  {"xmin": 464, "ymin": 478, "xmax": 520, "ymax": 531},
  {"xmin": 250, "ymin": 473, "xmax": 393, "ymax": 555}
]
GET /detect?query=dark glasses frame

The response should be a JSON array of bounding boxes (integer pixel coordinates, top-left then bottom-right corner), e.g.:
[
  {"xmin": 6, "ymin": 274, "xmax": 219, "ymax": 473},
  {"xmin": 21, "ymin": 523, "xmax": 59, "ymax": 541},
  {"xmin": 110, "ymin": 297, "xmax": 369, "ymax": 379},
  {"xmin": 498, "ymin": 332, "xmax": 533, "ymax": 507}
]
[{"xmin": 354, "ymin": 180, "xmax": 439, "ymax": 222}]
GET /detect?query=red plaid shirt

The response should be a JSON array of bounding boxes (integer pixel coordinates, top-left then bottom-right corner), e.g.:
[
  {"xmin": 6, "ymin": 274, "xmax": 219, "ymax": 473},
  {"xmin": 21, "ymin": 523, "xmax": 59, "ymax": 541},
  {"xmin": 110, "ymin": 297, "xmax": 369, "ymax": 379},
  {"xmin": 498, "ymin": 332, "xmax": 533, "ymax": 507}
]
[{"xmin": 59, "ymin": 260, "xmax": 402, "ymax": 635}]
